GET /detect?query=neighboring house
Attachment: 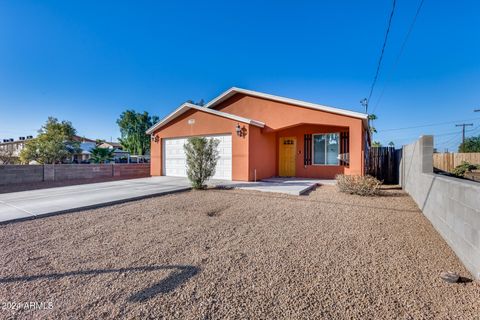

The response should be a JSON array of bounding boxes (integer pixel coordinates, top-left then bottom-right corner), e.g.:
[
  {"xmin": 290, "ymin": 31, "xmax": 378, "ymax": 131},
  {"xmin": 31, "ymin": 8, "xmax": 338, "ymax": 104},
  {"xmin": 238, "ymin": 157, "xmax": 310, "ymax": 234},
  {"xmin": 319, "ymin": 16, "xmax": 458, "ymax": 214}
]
[
  {"xmin": 98, "ymin": 141, "xmax": 123, "ymax": 150},
  {"xmin": 72, "ymin": 138, "xmax": 132, "ymax": 164},
  {"xmin": 98, "ymin": 141, "xmax": 131, "ymax": 163},
  {"xmin": 71, "ymin": 136, "xmax": 97, "ymax": 163},
  {"xmin": 0, "ymin": 136, "xmax": 34, "ymax": 163},
  {"xmin": 147, "ymin": 87, "xmax": 369, "ymax": 181},
  {"xmin": 129, "ymin": 155, "xmax": 150, "ymax": 164}
]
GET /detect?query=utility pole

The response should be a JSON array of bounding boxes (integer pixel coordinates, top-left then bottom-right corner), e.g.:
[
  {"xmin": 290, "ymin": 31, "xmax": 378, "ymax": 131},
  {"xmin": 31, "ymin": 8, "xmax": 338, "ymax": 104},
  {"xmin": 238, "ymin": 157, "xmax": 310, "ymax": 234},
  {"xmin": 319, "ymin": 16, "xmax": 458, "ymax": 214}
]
[
  {"xmin": 456, "ymin": 123, "xmax": 473, "ymax": 150},
  {"xmin": 360, "ymin": 98, "xmax": 368, "ymax": 114}
]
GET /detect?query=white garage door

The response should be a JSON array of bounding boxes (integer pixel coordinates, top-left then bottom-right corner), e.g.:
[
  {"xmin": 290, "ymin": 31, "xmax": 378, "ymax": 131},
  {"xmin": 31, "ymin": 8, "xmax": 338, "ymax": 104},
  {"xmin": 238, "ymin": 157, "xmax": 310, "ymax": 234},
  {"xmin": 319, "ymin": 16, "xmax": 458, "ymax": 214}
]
[{"xmin": 163, "ymin": 135, "xmax": 232, "ymax": 180}]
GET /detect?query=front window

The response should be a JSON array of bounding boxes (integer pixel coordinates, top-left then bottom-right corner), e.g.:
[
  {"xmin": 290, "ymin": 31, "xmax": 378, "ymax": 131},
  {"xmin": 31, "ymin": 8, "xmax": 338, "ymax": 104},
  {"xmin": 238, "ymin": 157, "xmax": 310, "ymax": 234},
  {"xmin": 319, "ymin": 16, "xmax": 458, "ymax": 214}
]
[{"xmin": 313, "ymin": 133, "xmax": 339, "ymax": 165}]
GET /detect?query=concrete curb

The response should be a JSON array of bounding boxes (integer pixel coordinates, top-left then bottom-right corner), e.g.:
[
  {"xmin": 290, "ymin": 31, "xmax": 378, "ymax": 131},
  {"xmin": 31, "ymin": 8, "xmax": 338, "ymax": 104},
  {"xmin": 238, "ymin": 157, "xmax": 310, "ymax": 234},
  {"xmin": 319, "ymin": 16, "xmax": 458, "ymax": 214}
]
[{"xmin": 298, "ymin": 183, "xmax": 319, "ymax": 195}]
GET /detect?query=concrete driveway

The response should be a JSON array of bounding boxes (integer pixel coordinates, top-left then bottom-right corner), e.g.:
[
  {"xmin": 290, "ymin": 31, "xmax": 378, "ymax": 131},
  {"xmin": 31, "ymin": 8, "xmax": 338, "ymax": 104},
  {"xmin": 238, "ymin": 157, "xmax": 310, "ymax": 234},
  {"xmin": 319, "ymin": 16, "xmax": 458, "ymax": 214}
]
[{"xmin": 0, "ymin": 176, "xmax": 191, "ymax": 223}]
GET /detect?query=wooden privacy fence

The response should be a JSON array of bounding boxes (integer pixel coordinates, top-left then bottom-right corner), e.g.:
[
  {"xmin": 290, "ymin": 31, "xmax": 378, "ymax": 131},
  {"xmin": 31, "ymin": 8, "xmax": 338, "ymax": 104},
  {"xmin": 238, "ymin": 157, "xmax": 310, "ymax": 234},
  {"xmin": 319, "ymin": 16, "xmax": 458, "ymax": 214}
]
[
  {"xmin": 366, "ymin": 147, "xmax": 401, "ymax": 184},
  {"xmin": 433, "ymin": 153, "xmax": 480, "ymax": 172}
]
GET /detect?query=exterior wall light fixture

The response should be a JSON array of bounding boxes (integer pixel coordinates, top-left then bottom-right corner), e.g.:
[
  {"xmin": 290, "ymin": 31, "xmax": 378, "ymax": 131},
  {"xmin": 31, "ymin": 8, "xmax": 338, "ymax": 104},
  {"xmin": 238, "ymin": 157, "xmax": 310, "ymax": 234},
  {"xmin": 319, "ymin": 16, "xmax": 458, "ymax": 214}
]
[{"xmin": 236, "ymin": 123, "xmax": 243, "ymax": 137}]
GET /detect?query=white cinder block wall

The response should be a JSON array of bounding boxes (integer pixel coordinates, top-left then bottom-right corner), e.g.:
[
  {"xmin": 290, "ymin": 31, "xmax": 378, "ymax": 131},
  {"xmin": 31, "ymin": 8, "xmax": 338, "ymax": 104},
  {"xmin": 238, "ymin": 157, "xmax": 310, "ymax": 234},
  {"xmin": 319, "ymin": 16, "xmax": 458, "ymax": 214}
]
[{"xmin": 400, "ymin": 135, "xmax": 480, "ymax": 279}]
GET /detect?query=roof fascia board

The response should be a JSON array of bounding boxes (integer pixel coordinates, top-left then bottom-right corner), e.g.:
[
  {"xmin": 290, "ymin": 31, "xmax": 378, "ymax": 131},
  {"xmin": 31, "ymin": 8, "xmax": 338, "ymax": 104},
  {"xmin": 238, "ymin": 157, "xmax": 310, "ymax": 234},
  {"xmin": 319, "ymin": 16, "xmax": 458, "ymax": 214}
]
[
  {"xmin": 205, "ymin": 87, "xmax": 368, "ymax": 120},
  {"xmin": 146, "ymin": 102, "xmax": 264, "ymax": 134}
]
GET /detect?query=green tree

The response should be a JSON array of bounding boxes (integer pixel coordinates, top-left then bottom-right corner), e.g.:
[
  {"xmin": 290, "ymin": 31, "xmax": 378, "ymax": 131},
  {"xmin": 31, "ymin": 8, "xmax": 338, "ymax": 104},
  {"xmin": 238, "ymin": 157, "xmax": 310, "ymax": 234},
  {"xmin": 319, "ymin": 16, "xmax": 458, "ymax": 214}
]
[
  {"xmin": 368, "ymin": 114, "xmax": 378, "ymax": 135},
  {"xmin": 20, "ymin": 117, "xmax": 80, "ymax": 164},
  {"xmin": 458, "ymin": 135, "xmax": 480, "ymax": 153},
  {"xmin": 90, "ymin": 147, "xmax": 115, "ymax": 164},
  {"xmin": 183, "ymin": 137, "xmax": 220, "ymax": 189},
  {"xmin": 117, "ymin": 110, "xmax": 159, "ymax": 155},
  {"xmin": 372, "ymin": 141, "xmax": 382, "ymax": 147},
  {"xmin": 186, "ymin": 99, "xmax": 205, "ymax": 106}
]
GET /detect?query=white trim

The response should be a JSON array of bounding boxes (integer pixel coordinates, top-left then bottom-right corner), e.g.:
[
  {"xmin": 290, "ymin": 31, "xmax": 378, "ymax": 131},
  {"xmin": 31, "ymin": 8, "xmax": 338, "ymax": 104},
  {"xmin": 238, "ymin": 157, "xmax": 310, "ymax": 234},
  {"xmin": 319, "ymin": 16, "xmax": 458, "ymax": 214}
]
[
  {"xmin": 312, "ymin": 133, "xmax": 341, "ymax": 166},
  {"xmin": 146, "ymin": 102, "xmax": 265, "ymax": 134},
  {"xmin": 205, "ymin": 87, "xmax": 368, "ymax": 121}
]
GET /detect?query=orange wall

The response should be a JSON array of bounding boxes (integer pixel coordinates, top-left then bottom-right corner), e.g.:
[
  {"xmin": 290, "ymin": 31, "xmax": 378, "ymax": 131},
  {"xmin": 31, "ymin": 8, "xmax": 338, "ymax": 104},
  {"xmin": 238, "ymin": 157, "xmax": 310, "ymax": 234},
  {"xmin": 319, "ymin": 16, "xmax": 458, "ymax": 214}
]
[
  {"xmin": 215, "ymin": 94, "xmax": 365, "ymax": 176},
  {"xmin": 150, "ymin": 134, "xmax": 161, "ymax": 176},
  {"xmin": 151, "ymin": 93, "xmax": 366, "ymax": 181},
  {"xmin": 248, "ymin": 126, "xmax": 276, "ymax": 180},
  {"xmin": 151, "ymin": 108, "xmax": 250, "ymax": 181},
  {"xmin": 247, "ymin": 124, "xmax": 350, "ymax": 179},
  {"xmin": 276, "ymin": 124, "xmax": 347, "ymax": 179}
]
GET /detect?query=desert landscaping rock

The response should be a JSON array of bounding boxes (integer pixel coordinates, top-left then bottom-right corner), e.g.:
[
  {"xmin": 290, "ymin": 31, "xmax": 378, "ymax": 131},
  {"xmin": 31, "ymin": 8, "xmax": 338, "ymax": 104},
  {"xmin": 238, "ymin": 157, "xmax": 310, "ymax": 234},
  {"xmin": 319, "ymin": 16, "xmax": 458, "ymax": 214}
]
[
  {"xmin": 0, "ymin": 186, "xmax": 479, "ymax": 319},
  {"xmin": 440, "ymin": 271, "xmax": 460, "ymax": 283}
]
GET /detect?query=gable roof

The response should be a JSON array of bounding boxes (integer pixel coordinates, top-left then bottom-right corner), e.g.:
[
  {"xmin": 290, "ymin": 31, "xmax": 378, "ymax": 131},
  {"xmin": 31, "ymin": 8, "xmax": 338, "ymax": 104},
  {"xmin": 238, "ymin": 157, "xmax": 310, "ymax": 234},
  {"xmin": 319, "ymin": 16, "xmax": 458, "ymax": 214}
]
[
  {"xmin": 147, "ymin": 87, "xmax": 369, "ymax": 134},
  {"xmin": 98, "ymin": 141, "xmax": 123, "ymax": 149},
  {"xmin": 72, "ymin": 135, "xmax": 97, "ymax": 143},
  {"xmin": 146, "ymin": 102, "xmax": 265, "ymax": 134},
  {"xmin": 205, "ymin": 87, "xmax": 368, "ymax": 122}
]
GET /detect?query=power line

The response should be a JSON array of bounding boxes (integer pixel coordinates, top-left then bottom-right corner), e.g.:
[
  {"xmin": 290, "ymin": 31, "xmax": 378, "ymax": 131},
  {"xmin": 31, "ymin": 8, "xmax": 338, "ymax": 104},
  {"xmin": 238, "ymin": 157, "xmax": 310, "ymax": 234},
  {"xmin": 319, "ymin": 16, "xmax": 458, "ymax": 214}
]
[
  {"xmin": 433, "ymin": 125, "xmax": 479, "ymax": 148},
  {"xmin": 436, "ymin": 123, "xmax": 480, "ymax": 151},
  {"xmin": 436, "ymin": 133, "xmax": 462, "ymax": 144},
  {"xmin": 365, "ymin": 0, "xmax": 397, "ymax": 113},
  {"xmin": 456, "ymin": 123, "xmax": 474, "ymax": 149},
  {"xmin": 377, "ymin": 130, "xmax": 465, "ymax": 149},
  {"xmin": 372, "ymin": 0, "xmax": 426, "ymax": 114},
  {"xmin": 378, "ymin": 117, "xmax": 480, "ymax": 132},
  {"xmin": 384, "ymin": 129, "xmax": 469, "ymax": 144},
  {"xmin": 468, "ymin": 124, "xmax": 480, "ymax": 136},
  {"xmin": 455, "ymin": 123, "xmax": 473, "ymax": 143},
  {"xmin": 442, "ymin": 137, "xmax": 460, "ymax": 148},
  {"xmin": 442, "ymin": 139, "xmax": 461, "ymax": 152},
  {"xmin": 436, "ymin": 133, "xmax": 461, "ymax": 147},
  {"xmin": 379, "ymin": 126, "xmax": 477, "ymax": 148}
]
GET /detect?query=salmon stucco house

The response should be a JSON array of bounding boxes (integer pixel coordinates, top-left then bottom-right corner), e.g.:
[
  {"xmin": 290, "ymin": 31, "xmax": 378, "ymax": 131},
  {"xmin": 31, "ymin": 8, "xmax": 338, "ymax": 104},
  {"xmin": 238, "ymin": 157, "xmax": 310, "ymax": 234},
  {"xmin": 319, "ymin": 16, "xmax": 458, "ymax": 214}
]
[{"xmin": 147, "ymin": 88, "xmax": 370, "ymax": 181}]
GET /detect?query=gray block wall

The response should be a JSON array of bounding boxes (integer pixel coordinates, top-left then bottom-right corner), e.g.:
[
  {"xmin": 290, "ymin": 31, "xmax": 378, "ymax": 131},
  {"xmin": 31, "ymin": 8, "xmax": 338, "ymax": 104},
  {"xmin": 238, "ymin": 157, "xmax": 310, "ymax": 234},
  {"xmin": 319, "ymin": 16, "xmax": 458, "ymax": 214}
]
[
  {"xmin": 0, "ymin": 164, "xmax": 150, "ymax": 185},
  {"xmin": 0, "ymin": 165, "xmax": 44, "ymax": 184},
  {"xmin": 400, "ymin": 136, "xmax": 480, "ymax": 279}
]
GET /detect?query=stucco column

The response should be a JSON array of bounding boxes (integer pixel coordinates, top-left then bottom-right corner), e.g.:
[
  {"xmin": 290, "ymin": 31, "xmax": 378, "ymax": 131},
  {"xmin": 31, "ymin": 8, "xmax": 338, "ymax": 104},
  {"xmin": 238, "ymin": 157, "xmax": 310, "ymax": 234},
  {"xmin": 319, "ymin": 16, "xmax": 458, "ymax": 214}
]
[
  {"xmin": 346, "ymin": 120, "xmax": 363, "ymax": 176},
  {"xmin": 150, "ymin": 137, "xmax": 161, "ymax": 176}
]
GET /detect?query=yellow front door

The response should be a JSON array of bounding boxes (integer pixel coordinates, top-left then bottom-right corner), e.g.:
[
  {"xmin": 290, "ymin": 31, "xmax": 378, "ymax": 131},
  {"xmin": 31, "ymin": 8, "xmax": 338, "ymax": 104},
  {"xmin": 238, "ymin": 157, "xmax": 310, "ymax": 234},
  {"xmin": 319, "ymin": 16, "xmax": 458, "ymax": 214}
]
[{"xmin": 279, "ymin": 137, "xmax": 296, "ymax": 177}]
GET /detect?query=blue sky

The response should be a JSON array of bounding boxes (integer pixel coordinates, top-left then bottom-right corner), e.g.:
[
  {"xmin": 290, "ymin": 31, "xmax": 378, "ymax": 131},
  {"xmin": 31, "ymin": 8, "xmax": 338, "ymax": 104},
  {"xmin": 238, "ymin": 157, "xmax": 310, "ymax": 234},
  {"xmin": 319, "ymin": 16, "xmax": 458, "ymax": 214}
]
[{"xmin": 0, "ymin": 1, "xmax": 479, "ymax": 151}]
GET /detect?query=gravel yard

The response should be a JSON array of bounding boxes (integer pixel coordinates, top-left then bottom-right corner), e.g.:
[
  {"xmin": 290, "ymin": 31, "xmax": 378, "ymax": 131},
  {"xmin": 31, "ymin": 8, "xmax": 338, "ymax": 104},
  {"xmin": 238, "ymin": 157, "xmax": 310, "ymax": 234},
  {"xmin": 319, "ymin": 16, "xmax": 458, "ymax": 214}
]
[{"xmin": 0, "ymin": 186, "xmax": 479, "ymax": 319}]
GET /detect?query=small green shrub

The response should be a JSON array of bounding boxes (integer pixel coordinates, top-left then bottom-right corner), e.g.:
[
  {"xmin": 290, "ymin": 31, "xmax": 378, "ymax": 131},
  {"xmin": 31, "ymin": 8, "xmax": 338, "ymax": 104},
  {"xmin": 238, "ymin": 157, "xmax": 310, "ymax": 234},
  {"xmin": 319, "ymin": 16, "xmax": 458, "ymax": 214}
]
[
  {"xmin": 184, "ymin": 137, "xmax": 220, "ymax": 189},
  {"xmin": 336, "ymin": 174, "xmax": 382, "ymax": 196},
  {"xmin": 452, "ymin": 161, "xmax": 479, "ymax": 178}
]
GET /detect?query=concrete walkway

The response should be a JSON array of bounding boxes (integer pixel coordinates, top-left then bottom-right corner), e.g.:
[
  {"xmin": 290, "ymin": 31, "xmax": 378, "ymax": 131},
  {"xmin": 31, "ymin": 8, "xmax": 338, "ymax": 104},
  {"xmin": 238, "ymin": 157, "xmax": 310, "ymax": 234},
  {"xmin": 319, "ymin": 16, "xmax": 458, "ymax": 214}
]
[
  {"xmin": 0, "ymin": 176, "xmax": 191, "ymax": 223},
  {"xmin": 217, "ymin": 178, "xmax": 335, "ymax": 196}
]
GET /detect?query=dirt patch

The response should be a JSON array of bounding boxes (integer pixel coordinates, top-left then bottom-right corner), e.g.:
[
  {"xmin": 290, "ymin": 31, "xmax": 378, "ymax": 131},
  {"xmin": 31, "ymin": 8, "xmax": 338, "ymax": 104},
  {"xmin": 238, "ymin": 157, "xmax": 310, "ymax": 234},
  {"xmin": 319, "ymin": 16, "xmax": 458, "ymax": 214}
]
[{"xmin": 0, "ymin": 186, "xmax": 478, "ymax": 319}]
